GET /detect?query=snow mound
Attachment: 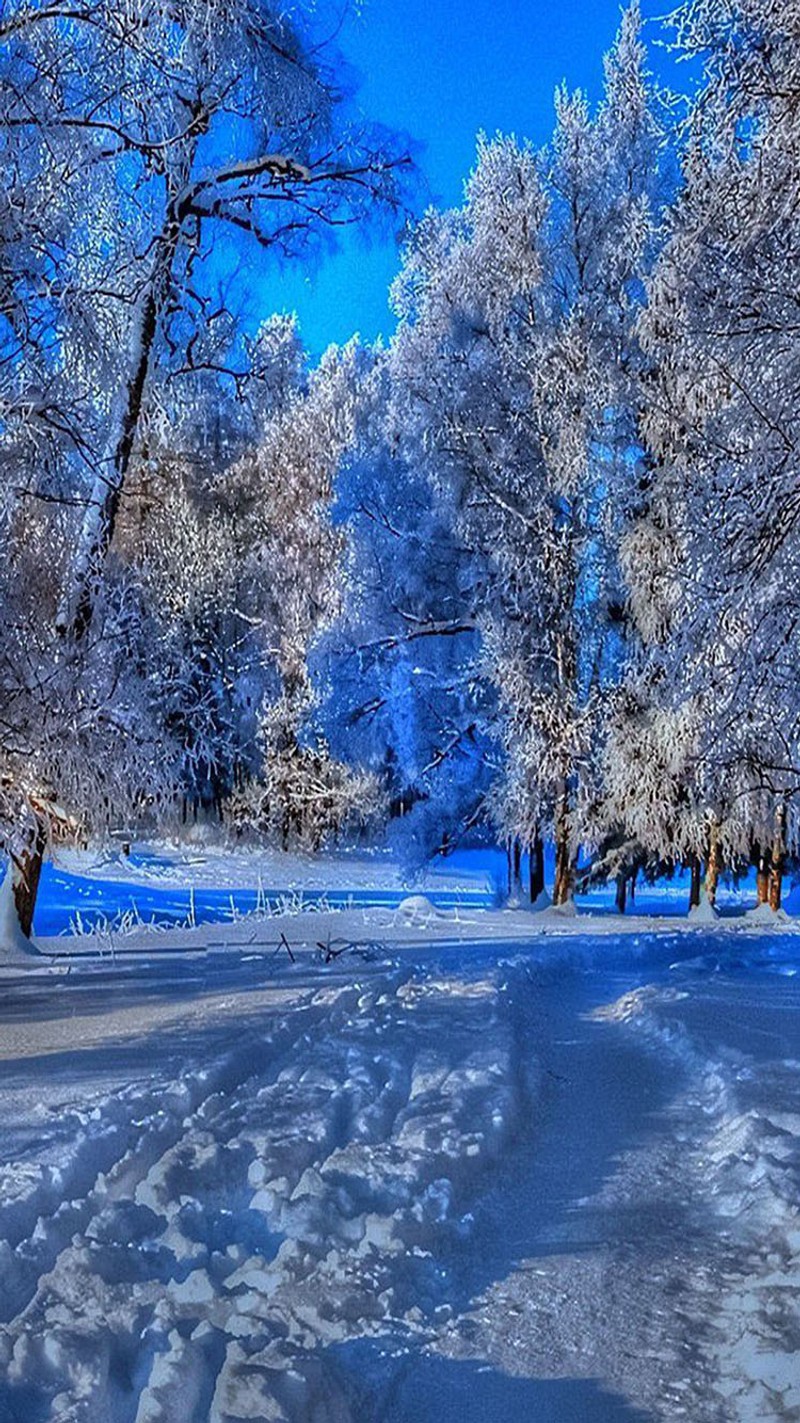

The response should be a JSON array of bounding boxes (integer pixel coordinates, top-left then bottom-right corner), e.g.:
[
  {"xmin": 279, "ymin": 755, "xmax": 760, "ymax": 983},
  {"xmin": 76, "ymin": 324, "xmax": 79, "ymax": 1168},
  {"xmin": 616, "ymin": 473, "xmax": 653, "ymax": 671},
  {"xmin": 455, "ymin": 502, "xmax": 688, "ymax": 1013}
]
[
  {"xmin": 536, "ymin": 898, "xmax": 579, "ymax": 922},
  {"xmin": 688, "ymin": 898, "xmax": 720, "ymax": 924},
  {"xmin": 395, "ymin": 895, "xmax": 444, "ymax": 924},
  {"xmin": 744, "ymin": 901, "xmax": 791, "ymax": 926}
]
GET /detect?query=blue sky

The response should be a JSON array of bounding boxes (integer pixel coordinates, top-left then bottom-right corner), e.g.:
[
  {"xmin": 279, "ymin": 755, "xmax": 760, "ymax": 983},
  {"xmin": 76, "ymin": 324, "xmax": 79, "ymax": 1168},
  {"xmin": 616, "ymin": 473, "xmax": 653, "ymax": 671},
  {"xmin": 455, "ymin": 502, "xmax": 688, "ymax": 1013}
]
[{"xmin": 258, "ymin": 0, "xmax": 668, "ymax": 354}]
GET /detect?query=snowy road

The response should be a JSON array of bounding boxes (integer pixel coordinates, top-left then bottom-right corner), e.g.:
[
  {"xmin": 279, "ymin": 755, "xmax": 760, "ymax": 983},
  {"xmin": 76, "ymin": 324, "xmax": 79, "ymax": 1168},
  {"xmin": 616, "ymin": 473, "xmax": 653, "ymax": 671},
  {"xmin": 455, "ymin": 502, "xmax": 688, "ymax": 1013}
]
[{"xmin": 0, "ymin": 940, "xmax": 798, "ymax": 1422}]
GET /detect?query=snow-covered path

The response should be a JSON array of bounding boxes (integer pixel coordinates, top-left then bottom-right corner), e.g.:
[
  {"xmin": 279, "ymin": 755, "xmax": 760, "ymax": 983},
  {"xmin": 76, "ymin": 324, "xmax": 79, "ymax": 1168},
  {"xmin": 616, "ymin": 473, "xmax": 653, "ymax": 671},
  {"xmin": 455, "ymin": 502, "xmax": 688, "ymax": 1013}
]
[{"xmin": 0, "ymin": 940, "xmax": 797, "ymax": 1422}]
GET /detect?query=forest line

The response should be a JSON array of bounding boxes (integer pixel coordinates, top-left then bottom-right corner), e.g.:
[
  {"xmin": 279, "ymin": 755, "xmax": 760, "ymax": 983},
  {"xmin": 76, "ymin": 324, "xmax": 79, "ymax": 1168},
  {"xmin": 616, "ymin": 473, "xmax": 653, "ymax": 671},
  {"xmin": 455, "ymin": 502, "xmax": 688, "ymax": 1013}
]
[{"xmin": 0, "ymin": 0, "xmax": 798, "ymax": 931}]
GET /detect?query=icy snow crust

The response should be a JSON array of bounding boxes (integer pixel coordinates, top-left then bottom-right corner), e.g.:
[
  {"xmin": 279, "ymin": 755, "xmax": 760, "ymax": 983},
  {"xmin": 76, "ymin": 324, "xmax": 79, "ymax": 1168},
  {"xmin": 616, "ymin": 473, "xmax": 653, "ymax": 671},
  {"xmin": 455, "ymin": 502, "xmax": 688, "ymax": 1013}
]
[{"xmin": 0, "ymin": 870, "xmax": 799, "ymax": 1419}]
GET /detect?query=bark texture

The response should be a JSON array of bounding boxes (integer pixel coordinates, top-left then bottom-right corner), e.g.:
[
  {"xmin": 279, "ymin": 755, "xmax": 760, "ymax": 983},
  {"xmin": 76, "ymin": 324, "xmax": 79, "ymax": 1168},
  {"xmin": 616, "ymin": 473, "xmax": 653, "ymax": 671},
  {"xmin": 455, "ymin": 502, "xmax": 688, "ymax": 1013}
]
[
  {"xmin": 705, "ymin": 820, "xmax": 721, "ymax": 907},
  {"xmin": 553, "ymin": 791, "xmax": 574, "ymax": 906},
  {"xmin": 13, "ymin": 818, "xmax": 47, "ymax": 939},
  {"xmin": 529, "ymin": 834, "xmax": 545, "ymax": 903},
  {"xmin": 615, "ymin": 873, "xmax": 627, "ymax": 915},
  {"xmin": 689, "ymin": 856, "xmax": 702, "ymax": 911},
  {"xmin": 756, "ymin": 848, "xmax": 770, "ymax": 905},
  {"xmin": 769, "ymin": 804, "xmax": 786, "ymax": 912}
]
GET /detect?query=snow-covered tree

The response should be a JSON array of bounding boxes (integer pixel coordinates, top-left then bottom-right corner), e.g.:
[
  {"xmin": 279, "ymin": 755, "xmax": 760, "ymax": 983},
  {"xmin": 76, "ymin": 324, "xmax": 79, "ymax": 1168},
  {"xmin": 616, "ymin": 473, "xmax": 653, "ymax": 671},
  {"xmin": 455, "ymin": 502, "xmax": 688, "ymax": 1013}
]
[
  {"xmin": 387, "ymin": 4, "xmax": 665, "ymax": 903},
  {"xmin": 0, "ymin": 0, "xmax": 411, "ymax": 640},
  {"xmin": 0, "ymin": 504, "xmax": 177, "ymax": 936},
  {"xmin": 615, "ymin": 0, "xmax": 800, "ymax": 910},
  {"xmin": 124, "ymin": 320, "xmax": 374, "ymax": 850},
  {"xmin": 221, "ymin": 336, "xmax": 373, "ymax": 848},
  {"xmin": 0, "ymin": 0, "xmax": 411, "ymax": 934},
  {"xmin": 318, "ymin": 351, "xmax": 493, "ymax": 871}
]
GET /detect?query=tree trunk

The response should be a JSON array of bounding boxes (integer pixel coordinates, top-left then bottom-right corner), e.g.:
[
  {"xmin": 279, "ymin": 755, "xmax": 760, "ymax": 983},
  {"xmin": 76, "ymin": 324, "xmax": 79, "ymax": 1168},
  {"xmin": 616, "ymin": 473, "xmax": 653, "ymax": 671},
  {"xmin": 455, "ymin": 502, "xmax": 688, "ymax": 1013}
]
[
  {"xmin": 769, "ymin": 803, "xmax": 786, "ymax": 912},
  {"xmin": 57, "ymin": 215, "xmax": 184, "ymax": 642},
  {"xmin": 511, "ymin": 839, "xmax": 522, "ymax": 897},
  {"xmin": 704, "ymin": 819, "xmax": 721, "ymax": 907},
  {"xmin": 689, "ymin": 855, "xmax": 701, "ymax": 911},
  {"xmin": 12, "ymin": 818, "xmax": 48, "ymax": 939},
  {"xmin": 507, "ymin": 840, "xmax": 523, "ymax": 898},
  {"xmin": 756, "ymin": 847, "xmax": 770, "ymax": 905},
  {"xmin": 615, "ymin": 873, "xmax": 627, "ymax": 915},
  {"xmin": 529, "ymin": 833, "xmax": 545, "ymax": 903},
  {"xmin": 553, "ymin": 791, "xmax": 574, "ymax": 906}
]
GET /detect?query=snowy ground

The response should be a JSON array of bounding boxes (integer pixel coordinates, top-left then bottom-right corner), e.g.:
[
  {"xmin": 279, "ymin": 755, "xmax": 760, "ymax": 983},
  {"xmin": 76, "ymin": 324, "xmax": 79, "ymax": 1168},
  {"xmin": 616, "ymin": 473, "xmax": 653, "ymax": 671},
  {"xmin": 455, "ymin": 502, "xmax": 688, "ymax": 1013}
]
[
  {"xmin": 54, "ymin": 842, "xmax": 498, "ymax": 896},
  {"xmin": 36, "ymin": 841, "xmax": 800, "ymax": 938},
  {"xmin": 32, "ymin": 845, "xmax": 499, "ymax": 939},
  {"xmin": 0, "ymin": 853, "xmax": 798, "ymax": 1422}
]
